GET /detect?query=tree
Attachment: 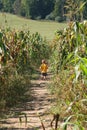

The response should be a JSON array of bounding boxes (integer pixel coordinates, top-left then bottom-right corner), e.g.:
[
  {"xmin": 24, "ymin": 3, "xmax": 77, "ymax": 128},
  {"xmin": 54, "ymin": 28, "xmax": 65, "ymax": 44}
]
[
  {"xmin": 40, "ymin": 0, "xmax": 54, "ymax": 19},
  {"xmin": 53, "ymin": 0, "xmax": 65, "ymax": 21},
  {"xmin": 1, "ymin": 0, "xmax": 15, "ymax": 13},
  {"xmin": 24, "ymin": 0, "xmax": 54, "ymax": 19},
  {"xmin": 83, "ymin": 1, "xmax": 87, "ymax": 19},
  {"xmin": 25, "ymin": 0, "xmax": 31, "ymax": 18},
  {"xmin": 0, "ymin": 0, "xmax": 3, "ymax": 10},
  {"xmin": 0, "ymin": 0, "xmax": 87, "ymax": 21},
  {"xmin": 13, "ymin": 0, "xmax": 21, "ymax": 15}
]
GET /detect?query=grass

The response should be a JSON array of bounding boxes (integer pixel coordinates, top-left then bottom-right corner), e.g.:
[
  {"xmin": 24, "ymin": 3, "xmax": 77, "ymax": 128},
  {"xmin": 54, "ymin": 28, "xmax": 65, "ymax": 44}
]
[{"xmin": 0, "ymin": 12, "xmax": 67, "ymax": 40}]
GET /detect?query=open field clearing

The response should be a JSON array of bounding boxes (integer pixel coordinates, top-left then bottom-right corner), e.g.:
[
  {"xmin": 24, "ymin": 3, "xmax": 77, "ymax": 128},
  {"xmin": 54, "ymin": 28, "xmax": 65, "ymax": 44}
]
[{"xmin": 0, "ymin": 13, "xmax": 67, "ymax": 40}]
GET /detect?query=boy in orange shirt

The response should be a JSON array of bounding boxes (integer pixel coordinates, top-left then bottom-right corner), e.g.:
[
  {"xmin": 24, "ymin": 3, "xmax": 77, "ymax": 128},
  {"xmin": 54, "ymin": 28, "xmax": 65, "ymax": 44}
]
[{"xmin": 40, "ymin": 59, "xmax": 48, "ymax": 80}]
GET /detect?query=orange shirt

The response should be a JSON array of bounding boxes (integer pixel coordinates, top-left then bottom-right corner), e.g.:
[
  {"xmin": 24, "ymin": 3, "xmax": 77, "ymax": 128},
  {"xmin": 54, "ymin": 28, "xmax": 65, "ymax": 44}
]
[{"xmin": 40, "ymin": 63, "xmax": 48, "ymax": 73}]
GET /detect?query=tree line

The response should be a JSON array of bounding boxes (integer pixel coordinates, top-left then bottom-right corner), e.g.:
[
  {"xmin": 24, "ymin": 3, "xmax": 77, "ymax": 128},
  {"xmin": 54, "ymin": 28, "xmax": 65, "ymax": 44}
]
[{"xmin": 0, "ymin": 0, "xmax": 87, "ymax": 22}]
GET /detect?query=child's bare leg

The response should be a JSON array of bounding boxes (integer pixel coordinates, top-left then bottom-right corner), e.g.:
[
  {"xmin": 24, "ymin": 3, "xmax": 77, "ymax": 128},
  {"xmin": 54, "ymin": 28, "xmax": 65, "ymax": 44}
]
[
  {"xmin": 43, "ymin": 76, "xmax": 46, "ymax": 80},
  {"xmin": 41, "ymin": 74, "xmax": 44, "ymax": 80}
]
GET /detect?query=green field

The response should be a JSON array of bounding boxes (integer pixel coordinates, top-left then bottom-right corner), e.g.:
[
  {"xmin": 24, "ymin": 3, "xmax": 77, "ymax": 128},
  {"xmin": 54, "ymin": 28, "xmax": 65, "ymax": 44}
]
[{"xmin": 0, "ymin": 13, "xmax": 67, "ymax": 40}]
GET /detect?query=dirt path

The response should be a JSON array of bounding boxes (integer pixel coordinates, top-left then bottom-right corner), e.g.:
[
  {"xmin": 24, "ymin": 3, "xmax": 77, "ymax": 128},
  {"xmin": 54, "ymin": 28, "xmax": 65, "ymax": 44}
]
[{"xmin": 0, "ymin": 75, "xmax": 54, "ymax": 130}]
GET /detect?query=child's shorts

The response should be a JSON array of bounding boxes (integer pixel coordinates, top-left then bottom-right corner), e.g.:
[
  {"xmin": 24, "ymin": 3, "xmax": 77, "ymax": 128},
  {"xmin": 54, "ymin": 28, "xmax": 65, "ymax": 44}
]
[{"xmin": 41, "ymin": 72, "xmax": 47, "ymax": 76}]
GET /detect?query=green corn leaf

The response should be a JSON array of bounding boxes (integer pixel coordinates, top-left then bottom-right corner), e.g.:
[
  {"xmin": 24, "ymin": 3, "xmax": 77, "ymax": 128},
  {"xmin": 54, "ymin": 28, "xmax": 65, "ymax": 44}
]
[
  {"xmin": 0, "ymin": 32, "xmax": 3, "ymax": 39},
  {"xmin": 65, "ymin": 115, "xmax": 75, "ymax": 122},
  {"xmin": 80, "ymin": 63, "xmax": 87, "ymax": 76},
  {"xmin": 81, "ymin": 58, "xmax": 87, "ymax": 65},
  {"xmin": 73, "ymin": 124, "xmax": 79, "ymax": 130},
  {"xmin": 76, "ymin": 2, "xmax": 87, "ymax": 12},
  {"xmin": 68, "ymin": 57, "xmax": 79, "ymax": 65},
  {"xmin": 66, "ymin": 53, "xmax": 73, "ymax": 62}
]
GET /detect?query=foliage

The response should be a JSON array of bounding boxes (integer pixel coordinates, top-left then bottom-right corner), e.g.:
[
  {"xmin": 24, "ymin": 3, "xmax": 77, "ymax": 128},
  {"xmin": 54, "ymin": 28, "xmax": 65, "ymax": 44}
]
[
  {"xmin": 55, "ymin": 16, "xmax": 63, "ymax": 22},
  {"xmin": 64, "ymin": 0, "xmax": 86, "ymax": 21},
  {"xmin": 0, "ymin": 0, "xmax": 14, "ymax": 13},
  {"xmin": 0, "ymin": 27, "xmax": 51, "ymax": 111},
  {"xmin": 50, "ymin": 70, "xmax": 87, "ymax": 128},
  {"xmin": 17, "ymin": 0, "xmax": 55, "ymax": 19},
  {"xmin": 0, "ymin": 0, "xmax": 87, "ymax": 21},
  {"xmin": 0, "ymin": 28, "xmax": 51, "ymax": 72},
  {"xmin": 53, "ymin": 0, "xmax": 65, "ymax": 21},
  {"xmin": 49, "ymin": 21, "xmax": 87, "ymax": 129},
  {"xmin": 0, "ymin": 64, "xmax": 31, "ymax": 110},
  {"xmin": 13, "ymin": 0, "xmax": 21, "ymax": 15},
  {"xmin": 45, "ymin": 13, "xmax": 55, "ymax": 20},
  {"xmin": 53, "ymin": 21, "xmax": 87, "ymax": 73}
]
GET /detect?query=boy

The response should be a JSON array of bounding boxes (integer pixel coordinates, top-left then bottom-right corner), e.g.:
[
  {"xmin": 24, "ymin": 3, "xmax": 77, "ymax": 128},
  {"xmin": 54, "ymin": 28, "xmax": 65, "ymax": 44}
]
[{"xmin": 40, "ymin": 59, "xmax": 48, "ymax": 80}]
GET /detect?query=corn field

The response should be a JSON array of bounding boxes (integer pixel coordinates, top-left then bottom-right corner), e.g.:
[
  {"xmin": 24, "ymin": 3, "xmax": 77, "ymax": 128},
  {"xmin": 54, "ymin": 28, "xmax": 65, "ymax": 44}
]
[
  {"xmin": 0, "ymin": 28, "xmax": 51, "ymax": 111},
  {"xmin": 49, "ymin": 21, "xmax": 87, "ymax": 129}
]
